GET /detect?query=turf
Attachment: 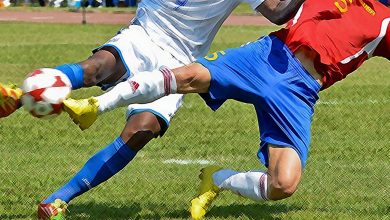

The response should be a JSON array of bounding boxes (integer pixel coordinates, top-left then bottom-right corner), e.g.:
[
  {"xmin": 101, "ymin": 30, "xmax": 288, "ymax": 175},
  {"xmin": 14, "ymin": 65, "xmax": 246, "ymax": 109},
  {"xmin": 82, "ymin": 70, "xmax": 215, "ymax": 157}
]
[
  {"xmin": 0, "ymin": 3, "xmax": 253, "ymax": 15},
  {"xmin": 0, "ymin": 22, "xmax": 389, "ymax": 219}
]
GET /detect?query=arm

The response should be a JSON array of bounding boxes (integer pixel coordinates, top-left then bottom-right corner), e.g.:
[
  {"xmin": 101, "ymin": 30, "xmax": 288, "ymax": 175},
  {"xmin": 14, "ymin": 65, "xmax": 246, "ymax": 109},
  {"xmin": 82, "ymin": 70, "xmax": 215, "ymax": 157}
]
[{"xmin": 255, "ymin": 0, "xmax": 304, "ymax": 25}]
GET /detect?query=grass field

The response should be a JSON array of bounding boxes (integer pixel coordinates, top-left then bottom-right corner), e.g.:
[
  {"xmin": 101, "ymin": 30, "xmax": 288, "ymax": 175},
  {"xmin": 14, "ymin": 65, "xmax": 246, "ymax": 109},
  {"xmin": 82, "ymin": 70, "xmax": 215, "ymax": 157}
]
[
  {"xmin": 0, "ymin": 22, "xmax": 389, "ymax": 219},
  {"xmin": 0, "ymin": 3, "xmax": 254, "ymax": 15}
]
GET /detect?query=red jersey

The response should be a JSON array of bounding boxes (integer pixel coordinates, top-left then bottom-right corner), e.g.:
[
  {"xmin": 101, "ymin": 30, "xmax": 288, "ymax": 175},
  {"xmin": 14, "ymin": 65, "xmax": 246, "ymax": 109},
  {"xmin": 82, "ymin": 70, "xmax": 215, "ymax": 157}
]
[{"xmin": 272, "ymin": 0, "xmax": 390, "ymax": 89}]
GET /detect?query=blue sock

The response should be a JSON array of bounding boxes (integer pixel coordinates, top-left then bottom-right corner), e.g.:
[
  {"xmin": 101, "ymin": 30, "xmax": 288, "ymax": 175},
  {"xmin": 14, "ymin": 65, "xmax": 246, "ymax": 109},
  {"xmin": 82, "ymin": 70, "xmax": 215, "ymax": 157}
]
[
  {"xmin": 43, "ymin": 137, "xmax": 136, "ymax": 204},
  {"xmin": 55, "ymin": 63, "xmax": 84, "ymax": 89}
]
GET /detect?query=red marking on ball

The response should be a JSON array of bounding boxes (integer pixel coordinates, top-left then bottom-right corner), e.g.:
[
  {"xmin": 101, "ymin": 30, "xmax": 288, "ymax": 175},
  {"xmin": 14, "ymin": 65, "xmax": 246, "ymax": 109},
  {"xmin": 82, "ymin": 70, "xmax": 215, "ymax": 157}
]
[
  {"xmin": 52, "ymin": 76, "xmax": 67, "ymax": 87},
  {"xmin": 30, "ymin": 69, "xmax": 43, "ymax": 77},
  {"xmin": 29, "ymin": 88, "xmax": 45, "ymax": 102}
]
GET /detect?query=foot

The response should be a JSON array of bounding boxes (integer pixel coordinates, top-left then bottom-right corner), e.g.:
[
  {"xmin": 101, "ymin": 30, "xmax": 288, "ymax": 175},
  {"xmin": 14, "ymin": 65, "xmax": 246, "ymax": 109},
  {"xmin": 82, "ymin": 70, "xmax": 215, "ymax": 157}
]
[
  {"xmin": 37, "ymin": 199, "xmax": 68, "ymax": 220},
  {"xmin": 0, "ymin": 83, "xmax": 23, "ymax": 118},
  {"xmin": 62, "ymin": 97, "xmax": 99, "ymax": 130},
  {"xmin": 190, "ymin": 165, "xmax": 222, "ymax": 220}
]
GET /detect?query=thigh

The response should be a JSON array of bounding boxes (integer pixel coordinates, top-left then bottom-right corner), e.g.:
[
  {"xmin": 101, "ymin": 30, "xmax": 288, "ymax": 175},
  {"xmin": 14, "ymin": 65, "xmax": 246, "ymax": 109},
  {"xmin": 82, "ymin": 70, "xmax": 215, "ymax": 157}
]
[
  {"xmin": 196, "ymin": 40, "xmax": 269, "ymax": 111},
  {"xmin": 94, "ymin": 25, "xmax": 184, "ymax": 90},
  {"xmin": 267, "ymin": 144, "xmax": 302, "ymax": 189},
  {"xmin": 255, "ymin": 89, "xmax": 315, "ymax": 170},
  {"xmin": 126, "ymin": 94, "xmax": 184, "ymax": 132},
  {"xmin": 83, "ymin": 47, "xmax": 126, "ymax": 88}
]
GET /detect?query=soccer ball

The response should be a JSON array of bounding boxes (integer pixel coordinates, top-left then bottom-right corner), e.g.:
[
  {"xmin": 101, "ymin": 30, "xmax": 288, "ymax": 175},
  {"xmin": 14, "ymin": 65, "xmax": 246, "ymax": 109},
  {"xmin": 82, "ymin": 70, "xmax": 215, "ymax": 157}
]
[{"xmin": 21, "ymin": 68, "xmax": 72, "ymax": 118}]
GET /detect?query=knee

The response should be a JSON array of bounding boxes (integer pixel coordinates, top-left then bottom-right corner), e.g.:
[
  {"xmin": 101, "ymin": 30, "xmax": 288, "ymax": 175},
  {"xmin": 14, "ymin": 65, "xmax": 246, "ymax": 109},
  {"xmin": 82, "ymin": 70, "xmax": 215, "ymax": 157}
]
[
  {"xmin": 80, "ymin": 60, "xmax": 101, "ymax": 87},
  {"xmin": 268, "ymin": 174, "xmax": 299, "ymax": 200},
  {"xmin": 120, "ymin": 114, "xmax": 162, "ymax": 151},
  {"xmin": 80, "ymin": 48, "xmax": 118, "ymax": 87}
]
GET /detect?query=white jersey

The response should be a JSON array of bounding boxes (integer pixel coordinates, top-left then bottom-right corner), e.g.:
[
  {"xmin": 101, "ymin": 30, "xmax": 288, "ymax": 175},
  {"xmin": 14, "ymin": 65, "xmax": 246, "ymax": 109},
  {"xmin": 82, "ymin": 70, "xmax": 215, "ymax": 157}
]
[{"xmin": 134, "ymin": 0, "xmax": 263, "ymax": 64}]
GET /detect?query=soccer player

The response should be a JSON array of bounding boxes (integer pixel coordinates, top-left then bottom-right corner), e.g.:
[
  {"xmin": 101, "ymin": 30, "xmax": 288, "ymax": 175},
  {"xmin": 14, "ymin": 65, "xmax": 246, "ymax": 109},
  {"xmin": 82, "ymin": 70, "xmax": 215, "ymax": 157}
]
[
  {"xmin": 0, "ymin": 0, "xmax": 305, "ymax": 219},
  {"xmin": 63, "ymin": 0, "xmax": 390, "ymax": 219}
]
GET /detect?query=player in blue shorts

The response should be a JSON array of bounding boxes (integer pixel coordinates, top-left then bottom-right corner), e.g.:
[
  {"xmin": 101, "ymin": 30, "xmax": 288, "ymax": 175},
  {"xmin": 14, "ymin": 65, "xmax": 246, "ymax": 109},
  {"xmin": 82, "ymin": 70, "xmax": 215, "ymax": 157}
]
[
  {"xmin": 0, "ymin": 0, "xmax": 307, "ymax": 219},
  {"xmin": 66, "ymin": 35, "xmax": 320, "ymax": 211},
  {"xmin": 63, "ymin": 0, "xmax": 390, "ymax": 217}
]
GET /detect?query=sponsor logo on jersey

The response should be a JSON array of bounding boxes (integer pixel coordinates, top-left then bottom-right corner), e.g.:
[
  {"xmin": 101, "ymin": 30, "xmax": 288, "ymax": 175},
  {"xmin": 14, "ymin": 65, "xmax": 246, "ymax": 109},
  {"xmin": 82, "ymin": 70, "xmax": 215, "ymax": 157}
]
[{"xmin": 334, "ymin": 0, "xmax": 375, "ymax": 15}]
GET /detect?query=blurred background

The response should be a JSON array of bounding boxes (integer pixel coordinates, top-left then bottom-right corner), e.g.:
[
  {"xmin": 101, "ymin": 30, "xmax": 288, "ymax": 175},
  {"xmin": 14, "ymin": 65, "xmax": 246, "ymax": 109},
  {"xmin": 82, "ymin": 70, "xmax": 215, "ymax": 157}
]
[{"xmin": 0, "ymin": 0, "xmax": 138, "ymax": 9}]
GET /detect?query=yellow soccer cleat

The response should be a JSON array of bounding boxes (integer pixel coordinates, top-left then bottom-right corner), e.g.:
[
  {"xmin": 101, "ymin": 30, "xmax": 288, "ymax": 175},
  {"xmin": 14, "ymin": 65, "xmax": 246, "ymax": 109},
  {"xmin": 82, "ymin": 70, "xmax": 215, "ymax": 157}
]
[
  {"xmin": 37, "ymin": 199, "xmax": 68, "ymax": 220},
  {"xmin": 190, "ymin": 165, "xmax": 222, "ymax": 220},
  {"xmin": 62, "ymin": 97, "xmax": 99, "ymax": 130},
  {"xmin": 0, "ymin": 83, "xmax": 23, "ymax": 118}
]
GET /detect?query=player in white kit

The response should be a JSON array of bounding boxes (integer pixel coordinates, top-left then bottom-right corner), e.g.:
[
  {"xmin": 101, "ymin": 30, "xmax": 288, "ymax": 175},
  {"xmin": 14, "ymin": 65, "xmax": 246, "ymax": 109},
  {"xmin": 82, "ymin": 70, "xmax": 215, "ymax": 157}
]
[{"xmin": 0, "ymin": 0, "xmax": 306, "ymax": 219}]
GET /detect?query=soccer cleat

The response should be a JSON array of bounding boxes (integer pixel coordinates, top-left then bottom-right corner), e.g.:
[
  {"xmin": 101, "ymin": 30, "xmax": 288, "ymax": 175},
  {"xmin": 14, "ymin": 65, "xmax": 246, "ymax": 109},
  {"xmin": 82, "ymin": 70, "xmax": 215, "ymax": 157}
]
[
  {"xmin": 37, "ymin": 199, "xmax": 68, "ymax": 220},
  {"xmin": 62, "ymin": 97, "xmax": 99, "ymax": 131},
  {"xmin": 190, "ymin": 165, "xmax": 222, "ymax": 220},
  {"xmin": 0, "ymin": 83, "xmax": 23, "ymax": 118}
]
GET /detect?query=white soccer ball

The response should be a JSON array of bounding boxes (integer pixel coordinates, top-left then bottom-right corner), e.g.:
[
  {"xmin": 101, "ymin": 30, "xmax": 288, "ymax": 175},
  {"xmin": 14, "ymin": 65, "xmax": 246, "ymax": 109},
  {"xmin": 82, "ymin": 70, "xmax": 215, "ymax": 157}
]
[{"xmin": 21, "ymin": 68, "xmax": 72, "ymax": 118}]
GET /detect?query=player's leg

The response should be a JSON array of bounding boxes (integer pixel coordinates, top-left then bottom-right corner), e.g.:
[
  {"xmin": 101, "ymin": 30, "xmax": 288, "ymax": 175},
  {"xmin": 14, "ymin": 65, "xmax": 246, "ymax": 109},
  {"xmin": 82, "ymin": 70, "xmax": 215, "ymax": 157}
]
[
  {"xmin": 207, "ymin": 36, "xmax": 319, "ymax": 202},
  {"xmin": 44, "ymin": 26, "xmax": 146, "ymax": 94},
  {"xmin": 63, "ymin": 63, "xmax": 211, "ymax": 130},
  {"xmin": 56, "ymin": 46, "xmax": 125, "ymax": 90},
  {"xmin": 38, "ymin": 96, "xmax": 182, "ymax": 219},
  {"xmin": 0, "ymin": 45, "xmax": 122, "ymax": 120},
  {"xmin": 265, "ymin": 145, "xmax": 301, "ymax": 200},
  {"xmin": 37, "ymin": 112, "xmax": 162, "ymax": 219},
  {"xmin": 96, "ymin": 63, "xmax": 210, "ymax": 107},
  {"xmin": 190, "ymin": 36, "xmax": 321, "ymax": 219},
  {"xmin": 38, "ymin": 26, "xmax": 187, "ymax": 218},
  {"xmin": 0, "ymin": 83, "xmax": 23, "ymax": 118},
  {"xmin": 39, "ymin": 113, "xmax": 161, "ymax": 203},
  {"xmin": 213, "ymin": 145, "xmax": 301, "ymax": 201},
  {"xmin": 190, "ymin": 145, "xmax": 301, "ymax": 220}
]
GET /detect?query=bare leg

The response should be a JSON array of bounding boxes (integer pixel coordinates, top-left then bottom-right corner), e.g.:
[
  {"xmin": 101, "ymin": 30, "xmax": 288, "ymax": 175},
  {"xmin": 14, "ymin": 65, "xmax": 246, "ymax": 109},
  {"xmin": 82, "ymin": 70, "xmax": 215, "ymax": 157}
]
[
  {"xmin": 173, "ymin": 63, "xmax": 211, "ymax": 94},
  {"xmin": 95, "ymin": 63, "xmax": 212, "ymax": 113},
  {"xmin": 267, "ymin": 144, "xmax": 302, "ymax": 200},
  {"xmin": 211, "ymin": 144, "xmax": 301, "ymax": 201},
  {"xmin": 80, "ymin": 46, "xmax": 126, "ymax": 87},
  {"xmin": 120, "ymin": 112, "xmax": 164, "ymax": 151}
]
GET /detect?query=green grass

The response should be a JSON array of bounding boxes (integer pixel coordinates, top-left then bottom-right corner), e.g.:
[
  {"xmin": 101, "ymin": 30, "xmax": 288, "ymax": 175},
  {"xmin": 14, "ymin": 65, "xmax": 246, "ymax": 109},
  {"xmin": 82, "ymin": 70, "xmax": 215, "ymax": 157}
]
[
  {"xmin": 233, "ymin": 3, "xmax": 257, "ymax": 15},
  {"xmin": 0, "ymin": 3, "xmax": 254, "ymax": 15},
  {"xmin": 0, "ymin": 22, "xmax": 389, "ymax": 219}
]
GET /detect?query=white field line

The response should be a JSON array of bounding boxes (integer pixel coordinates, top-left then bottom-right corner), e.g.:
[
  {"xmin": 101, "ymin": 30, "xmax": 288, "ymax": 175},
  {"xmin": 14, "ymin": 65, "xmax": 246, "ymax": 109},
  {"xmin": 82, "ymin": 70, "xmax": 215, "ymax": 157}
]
[
  {"xmin": 317, "ymin": 99, "xmax": 389, "ymax": 106},
  {"xmin": 163, "ymin": 159, "xmax": 214, "ymax": 165}
]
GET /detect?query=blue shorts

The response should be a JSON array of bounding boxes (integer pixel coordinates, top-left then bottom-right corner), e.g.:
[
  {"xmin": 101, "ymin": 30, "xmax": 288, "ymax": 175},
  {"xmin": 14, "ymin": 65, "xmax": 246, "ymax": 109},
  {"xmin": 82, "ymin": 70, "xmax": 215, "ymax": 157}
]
[{"xmin": 197, "ymin": 36, "xmax": 321, "ymax": 168}]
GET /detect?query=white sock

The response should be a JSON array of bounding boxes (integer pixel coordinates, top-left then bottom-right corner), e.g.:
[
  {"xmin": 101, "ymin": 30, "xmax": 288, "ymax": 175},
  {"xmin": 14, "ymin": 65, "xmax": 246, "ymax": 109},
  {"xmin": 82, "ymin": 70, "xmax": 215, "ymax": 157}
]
[
  {"xmin": 213, "ymin": 169, "xmax": 269, "ymax": 201},
  {"xmin": 96, "ymin": 67, "xmax": 177, "ymax": 113}
]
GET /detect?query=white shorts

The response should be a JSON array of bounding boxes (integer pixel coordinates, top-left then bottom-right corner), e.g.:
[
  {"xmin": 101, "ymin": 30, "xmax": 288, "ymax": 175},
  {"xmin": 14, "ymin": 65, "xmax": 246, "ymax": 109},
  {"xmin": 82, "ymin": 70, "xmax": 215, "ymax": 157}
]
[{"xmin": 94, "ymin": 25, "xmax": 188, "ymax": 129}]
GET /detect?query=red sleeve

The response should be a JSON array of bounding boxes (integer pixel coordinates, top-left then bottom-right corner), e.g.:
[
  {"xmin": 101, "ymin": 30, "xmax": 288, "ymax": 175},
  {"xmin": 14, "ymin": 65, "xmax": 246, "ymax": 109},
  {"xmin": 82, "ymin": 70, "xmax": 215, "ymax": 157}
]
[{"xmin": 373, "ymin": 26, "xmax": 390, "ymax": 59}]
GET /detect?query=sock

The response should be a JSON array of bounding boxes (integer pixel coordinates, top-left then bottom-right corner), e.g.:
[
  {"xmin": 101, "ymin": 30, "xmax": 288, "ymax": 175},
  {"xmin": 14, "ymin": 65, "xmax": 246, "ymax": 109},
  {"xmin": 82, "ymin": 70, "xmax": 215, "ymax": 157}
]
[
  {"xmin": 43, "ymin": 137, "xmax": 136, "ymax": 204},
  {"xmin": 213, "ymin": 169, "xmax": 269, "ymax": 201},
  {"xmin": 96, "ymin": 67, "xmax": 177, "ymax": 113},
  {"xmin": 55, "ymin": 63, "xmax": 84, "ymax": 89}
]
